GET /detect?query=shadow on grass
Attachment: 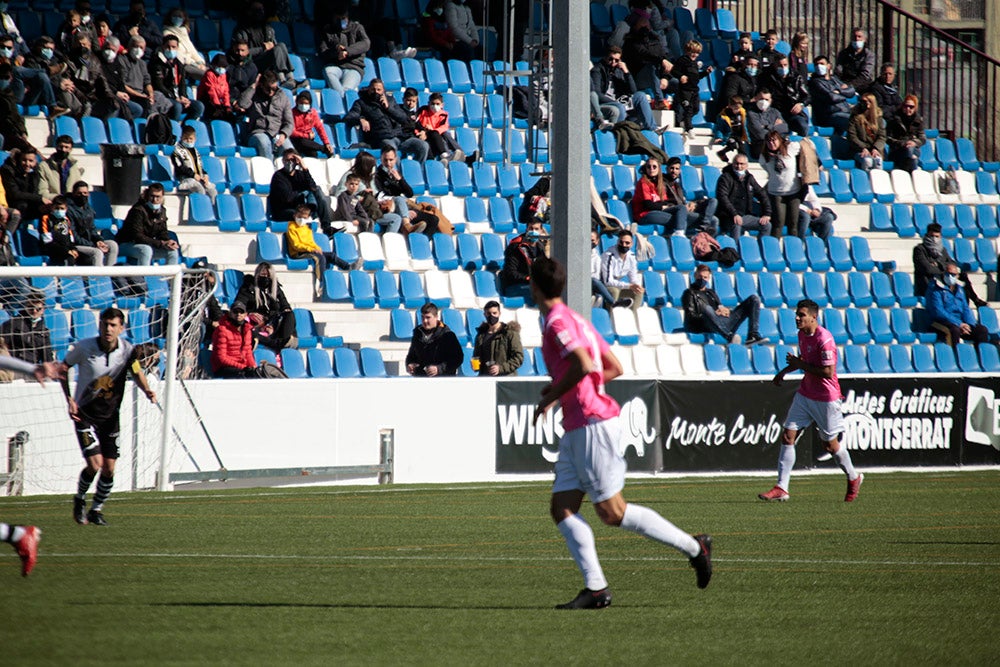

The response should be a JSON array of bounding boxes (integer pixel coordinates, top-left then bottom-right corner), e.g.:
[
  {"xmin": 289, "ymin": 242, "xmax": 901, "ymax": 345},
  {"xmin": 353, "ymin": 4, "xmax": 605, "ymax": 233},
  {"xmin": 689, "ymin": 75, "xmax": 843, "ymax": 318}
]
[
  {"xmin": 149, "ymin": 601, "xmax": 598, "ymax": 611},
  {"xmin": 890, "ymin": 540, "xmax": 1000, "ymax": 546}
]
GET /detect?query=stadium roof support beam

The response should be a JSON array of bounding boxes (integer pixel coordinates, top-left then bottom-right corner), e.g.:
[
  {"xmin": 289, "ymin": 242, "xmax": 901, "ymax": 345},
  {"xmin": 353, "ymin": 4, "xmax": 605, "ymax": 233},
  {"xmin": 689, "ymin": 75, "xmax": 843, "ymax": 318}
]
[{"xmin": 550, "ymin": 1, "xmax": 591, "ymax": 317}]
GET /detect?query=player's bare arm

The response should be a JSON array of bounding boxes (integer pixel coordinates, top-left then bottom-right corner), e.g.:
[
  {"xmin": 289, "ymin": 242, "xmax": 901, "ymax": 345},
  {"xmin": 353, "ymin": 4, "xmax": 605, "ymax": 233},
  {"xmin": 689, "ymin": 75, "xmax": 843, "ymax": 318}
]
[
  {"xmin": 772, "ymin": 365, "xmax": 792, "ymax": 386},
  {"xmin": 600, "ymin": 349, "xmax": 623, "ymax": 384},
  {"xmin": 533, "ymin": 348, "xmax": 591, "ymax": 425},
  {"xmin": 784, "ymin": 353, "xmax": 835, "ymax": 379},
  {"xmin": 58, "ymin": 363, "xmax": 79, "ymax": 420}
]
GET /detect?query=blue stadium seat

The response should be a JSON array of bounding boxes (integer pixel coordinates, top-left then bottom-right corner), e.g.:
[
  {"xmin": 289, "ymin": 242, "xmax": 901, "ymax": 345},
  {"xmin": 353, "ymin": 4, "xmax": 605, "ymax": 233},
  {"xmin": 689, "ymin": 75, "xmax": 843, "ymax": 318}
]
[
  {"xmin": 480, "ymin": 235, "xmax": 505, "ymax": 272},
  {"xmin": 712, "ymin": 271, "xmax": 737, "ymax": 307},
  {"xmin": 471, "ymin": 271, "xmax": 498, "ymax": 304},
  {"xmin": 591, "ymin": 2, "xmax": 612, "ymax": 33},
  {"xmin": 850, "ymin": 168, "xmax": 874, "ymax": 203},
  {"xmin": 680, "ymin": 165, "xmax": 704, "ymax": 198},
  {"xmin": 374, "ymin": 270, "xmax": 401, "ymax": 309},
  {"xmin": 432, "ymin": 233, "xmax": 459, "ymax": 270},
  {"xmin": 869, "ymin": 202, "xmax": 893, "ymax": 232},
  {"xmin": 760, "ymin": 236, "xmax": 786, "ymax": 271},
  {"xmin": 480, "ymin": 128, "xmax": 505, "ymax": 163},
  {"xmin": 979, "ymin": 343, "xmax": 1000, "ymax": 373},
  {"xmin": 348, "ymin": 270, "xmax": 376, "ymax": 309},
  {"xmin": 953, "ymin": 237, "xmax": 979, "ymax": 272},
  {"xmin": 472, "ymin": 163, "xmax": 498, "ymax": 196},
  {"xmin": 891, "ymin": 272, "xmax": 918, "ymax": 308},
  {"xmin": 256, "ymin": 231, "xmax": 283, "ymax": 263},
  {"xmin": 215, "ymin": 194, "xmax": 242, "ymax": 232},
  {"xmin": 976, "ymin": 237, "xmax": 998, "ymax": 272},
  {"xmin": 456, "ymin": 234, "xmax": 483, "ymax": 271},
  {"xmin": 319, "ymin": 269, "xmax": 350, "ymax": 303},
  {"xmin": 496, "ymin": 163, "xmax": 520, "ymax": 198},
  {"xmin": 870, "ymin": 271, "xmax": 896, "ymax": 308},
  {"xmin": 734, "ymin": 272, "xmax": 757, "ymax": 303},
  {"xmin": 829, "ymin": 168, "xmax": 853, "ymax": 203},
  {"xmin": 738, "ymin": 235, "xmax": 764, "ymax": 271},
  {"xmin": 359, "ymin": 347, "xmax": 388, "ymax": 378},
  {"xmin": 912, "ymin": 203, "xmax": 934, "ymax": 236},
  {"xmin": 889, "ymin": 344, "xmax": 913, "ymax": 372},
  {"xmin": 849, "ymin": 236, "xmax": 875, "ymax": 271},
  {"xmin": 59, "ymin": 276, "xmax": 88, "ymax": 309},
  {"xmin": 448, "ymin": 162, "xmax": 474, "ymax": 196},
  {"xmin": 611, "ymin": 165, "xmax": 636, "ymax": 199},
  {"xmin": 333, "ymin": 347, "xmax": 362, "ymax": 378},
  {"xmin": 911, "ymin": 308, "xmax": 939, "ymax": 344},
  {"xmin": 399, "ymin": 57, "xmax": 425, "ymax": 90},
  {"xmin": 593, "ymin": 130, "xmax": 619, "ymax": 166},
  {"xmin": 955, "ymin": 343, "xmax": 982, "ymax": 372},
  {"xmin": 399, "ymin": 270, "xmax": 427, "ymax": 309},
  {"xmin": 81, "ymin": 117, "xmax": 109, "ymax": 154},
  {"xmin": 955, "ymin": 138, "xmax": 981, "ymax": 171},
  {"xmin": 976, "ymin": 204, "xmax": 1000, "ymax": 238},
  {"xmin": 911, "ymin": 344, "xmax": 937, "ymax": 372},
  {"xmin": 827, "ymin": 236, "xmax": 853, "ymax": 271},
  {"xmin": 590, "ymin": 308, "xmax": 616, "ymax": 344},
  {"xmin": 390, "ymin": 307, "xmax": 415, "ymax": 341},
  {"xmin": 779, "ymin": 272, "xmax": 804, "ymax": 305},
  {"xmin": 306, "ymin": 347, "xmax": 334, "ymax": 378},
  {"xmin": 918, "ymin": 142, "xmax": 938, "ymax": 170},
  {"xmin": 933, "ymin": 204, "xmax": 959, "ymax": 238},
  {"xmin": 440, "ymin": 308, "xmax": 468, "ymax": 346},
  {"xmin": 446, "ymin": 59, "xmax": 473, "ymax": 93},
  {"xmin": 869, "ymin": 308, "xmax": 893, "ymax": 344},
  {"xmin": 847, "ymin": 271, "xmax": 873, "ymax": 307},
  {"xmin": 422, "ymin": 58, "xmax": 449, "ymax": 93},
  {"xmin": 280, "ymin": 349, "xmax": 308, "ymax": 378},
  {"xmin": 823, "ymin": 309, "xmax": 849, "ymax": 345},
  {"xmin": 727, "ymin": 343, "xmax": 754, "ymax": 375},
  {"xmin": 955, "ymin": 205, "xmax": 979, "ymax": 238},
  {"xmin": 376, "ymin": 57, "xmax": 402, "ymax": 92},
  {"xmin": 782, "ymin": 236, "xmax": 808, "ymax": 271},
  {"xmin": 751, "ymin": 344, "xmax": 776, "ymax": 375},
  {"xmin": 933, "ymin": 342, "xmax": 959, "ymax": 373},
  {"xmin": 703, "ymin": 344, "xmax": 727, "ymax": 372},
  {"xmin": 979, "ymin": 306, "xmax": 1000, "ymax": 337},
  {"xmin": 643, "ymin": 270, "xmax": 667, "ymax": 308},
  {"xmin": 890, "ymin": 203, "xmax": 916, "ymax": 237},
  {"xmin": 145, "ymin": 155, "xmax": 176, "ymax": 191},
  {"xmin": 669, "ymin": 236, "xmax": 696, "ymax": 271},
  {"xmin": 225, "ymin": 157, "xmax": 253, "ymax": 194},
  {"xmin": 186, "ymin": 192, "xmax": 215, "ymax": 226},
  {"xmin": 664, "ymin": 272, "xmax": 689, "ymax": 307},
  {"xmin": 71, "ymin": 309, "xmax": 98, "ymax": 341},
  {"xmin": 844, "ymin": 345, "xmax": 870, "ymax": 373},
  {"xmin": 757, "ymin": 309, "xmax": 779, "ymax": 343},
  {"xmin": 645, "ymin": 234, "xmax": 670, "ymax": 271},
  {"xmin": 802, "ymin": 272, "xmax": 828, "ymax": 307},
  {"xmin": 442, "ymin": 92, "xmax": 465, "ymax": 126},
  {"xmin": 239, "ymin": 194, "xmax": 267, "ymax": 232},
  {"xmin": 888, "ymin": 308, "xmax": 916, "ymax": 345},
  {"xmin": 826, "ymin": 272, "xmax": 850, "ymax": 308},
  {"xmin": 935, "ymin": 138, "xmax": 960, "ymax": 170},
  {"xmin": 869, "ymin": 345, "xmax": 895, "ymax": 373},
  {"xmin": 757, "ymin": 272, "xmax": 782, "ymax": 308}
]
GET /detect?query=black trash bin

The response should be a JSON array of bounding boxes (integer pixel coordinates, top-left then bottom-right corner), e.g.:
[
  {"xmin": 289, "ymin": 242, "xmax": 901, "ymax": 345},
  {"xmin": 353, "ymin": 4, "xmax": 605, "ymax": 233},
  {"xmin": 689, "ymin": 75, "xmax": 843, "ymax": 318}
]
[{"xmin": 101, "ymin": 143, "xmax": 145, "ymax": 205}]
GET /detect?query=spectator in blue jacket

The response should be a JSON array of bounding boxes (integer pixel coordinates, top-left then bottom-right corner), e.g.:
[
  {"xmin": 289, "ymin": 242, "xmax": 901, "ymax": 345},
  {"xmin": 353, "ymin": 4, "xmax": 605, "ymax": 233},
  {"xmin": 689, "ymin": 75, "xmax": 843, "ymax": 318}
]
[
  {"xmin": 808, "ymin": 54, "xmax": 855, "ymax": 134},
  {"xmin": 925, "ymin": 262, "xmax": 989, "ymax": 347}
]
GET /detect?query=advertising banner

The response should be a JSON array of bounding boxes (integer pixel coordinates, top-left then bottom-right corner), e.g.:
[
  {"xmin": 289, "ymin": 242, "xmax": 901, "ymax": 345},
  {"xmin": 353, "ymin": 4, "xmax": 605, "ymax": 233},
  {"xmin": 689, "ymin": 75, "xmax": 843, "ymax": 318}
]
[
  {"xmin": 495, "ymin": 380, "xmax": 660, "ymax": 473},
  {"xmin": 963, "ymin": 379, "xmax": 1000, "ymax": 465}
]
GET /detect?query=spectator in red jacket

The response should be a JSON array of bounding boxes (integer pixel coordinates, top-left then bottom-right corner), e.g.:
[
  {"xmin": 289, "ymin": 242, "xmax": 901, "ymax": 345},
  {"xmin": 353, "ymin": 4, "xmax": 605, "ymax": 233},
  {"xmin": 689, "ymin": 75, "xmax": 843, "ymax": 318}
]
[
  {"xmin": 415, "ymin": 92, "xmax": 464, "ymax": 162},
  {"xmin": 210, "ymin": 301, "xmax": 259, "ymax": 379},
  {"xmin": 290, "ymin": 91, "xmax": 333, "ymax": 158},
  {"xmin": 197, "ymin": 53, "xmax": 234, "ymax": 123}
]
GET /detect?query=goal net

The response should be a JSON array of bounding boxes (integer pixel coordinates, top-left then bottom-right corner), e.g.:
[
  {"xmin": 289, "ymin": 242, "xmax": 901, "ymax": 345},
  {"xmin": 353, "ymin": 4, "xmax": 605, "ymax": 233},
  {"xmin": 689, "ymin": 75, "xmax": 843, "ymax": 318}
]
[{"xmin": 0, "ymin": 265, "xmax": 218, "ymax": 496}]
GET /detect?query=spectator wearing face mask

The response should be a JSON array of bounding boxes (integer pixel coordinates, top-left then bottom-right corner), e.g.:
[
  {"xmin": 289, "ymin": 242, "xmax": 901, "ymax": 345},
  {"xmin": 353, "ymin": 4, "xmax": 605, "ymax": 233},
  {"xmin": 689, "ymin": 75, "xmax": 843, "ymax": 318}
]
[
  {"xmin": 809, "ymin": 54, "xmax": 855, "ymax": 134},
  {"xmin": 415, "ymin": 92, "xmax": 465, "ymax": 163},
  {"xmin": 115, "ymin": 184, "xmax": 179, "ymax": 265},
  {"xmin": 599, "ymin": 229, "xmax": 645, "ymax": 311},
  {"xmin": 472, "ymin": 300, "xmax": 523, "ymax": 376},
  {"xmin": 912, "ymin": 222, "xmax": 986, "ymax": 306},
  {"xmin": 197, "ymin": 53, "xmax": 234, "ymax": 122},
  {"xmin": 758, "ymin": 54, "xmax": 810, "ymax": 137},
  {"xmin": 162, "ymin": 7, "xmax": 206, "ymax": 81},
  {"xmin": 37, "ymin": 135, "xmax": 83, "ymax": 200},
  {"xmin": 835, "ymin": 27, "xmax": 876, "ymax": 91},
  {"xmin": 682, "ymin": 264, "xmax": 764, "ymax": 345},
  {"xmin": 112, "ymin": 0, "xmax": 162, "ymax": 61},
  {"xmin": 226, "ymin": 39, "xmax": 257, "ymax": 114},
  {"xmin": 269, "ymin": 149, "xmax": 337, "ymax": 234},
  {"xmin": 39, "ymin": 195, "xmax": 83, "ymax": 265},
  {"xmin": 172, "ymin": 125, "xmax": 217, "ymax": 201},
  {"xmin": 240, "ymin": 70, "xmax": 294, "ymax": 160},
  {"xmin": 925, "ymin": 262, "xmax": 990, "ymax": 348},
  {"xmin": 715, "ymin": 153, "xmax": 773, "ymax": 238},
  {"xmin": 150, "ymin": 34, "xmax": 204, "ymax": 121},
  {"xmin": 231, "ymin": 1, "xmax": 296, "ymax": 86},
  {"xmin": 290, "ymin": 91, "xmax": 333, "ymax": 158},
  {"xmin": 420, "ymin": 0, "xmax": 459, "ymax": 59},
  {"xmin": 0, "ymin": 149, "xmax": 49, "ymax": 220},
  {"xmin": 500, "ymin": 219, "xmax": 548, "ymax": 306},
  {"xmin": 66, "ymin": 180, "xmax": 118, "ymax": 267},
  {"xmin": 285, "ymin": 203, "xmax": 359, "ymax": 299},
  {"xmin": 745, "ymin": 88, "xmax": 788, "ymax": 159},
  {"xmin": 318, "ymin": 4, "xmax": 370, "ymax": 94},
  {"xmin": 0, "ymin": 291, "xmax": 54, "ymax": 365}
]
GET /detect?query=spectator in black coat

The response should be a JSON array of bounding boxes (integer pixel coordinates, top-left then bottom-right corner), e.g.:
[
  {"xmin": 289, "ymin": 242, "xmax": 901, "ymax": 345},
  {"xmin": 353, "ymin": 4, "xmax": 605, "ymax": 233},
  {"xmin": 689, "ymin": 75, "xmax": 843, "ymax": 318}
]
[
  {"xmin": 758, "ymin": 54, "xmax": 810, "ymax": 136},
  {"xmin": 268, "ymin": 149, "xmax": 337, "ymax": 234},
  {"xmin": 67, "ymin": 180, "xmax": 118, "ymax": 266},
  {"xmin": 405, "ymin": 303, "xmax": 464, "ymax": 377},
  {"xmin": 0, "ymin": 149, "xmax": 48, "ymax": 220},
  {"xmin": 0, "ymin": 291, "xmax": 53, "ymax": 365},
  {"xmin": 343, "ymin": 79, "xmax": 430, "ymax": 163},
  {"xmin": 112, "ymin": 1, "xmax": 162, "ymax": 61},
  {"xmin": 835, "ymin": 27, "xmax": 876, "ymax": 91},
  {"xmin": 715, "ymin": 155, "xmax": 773, "ymax": 238},
  {"xmin": 230, "ymin": 1, "xmax": 295, "ymax": 85},
  {"xmin": 868, "ymin": 63, "xmax": 903, "ymax": 120}
]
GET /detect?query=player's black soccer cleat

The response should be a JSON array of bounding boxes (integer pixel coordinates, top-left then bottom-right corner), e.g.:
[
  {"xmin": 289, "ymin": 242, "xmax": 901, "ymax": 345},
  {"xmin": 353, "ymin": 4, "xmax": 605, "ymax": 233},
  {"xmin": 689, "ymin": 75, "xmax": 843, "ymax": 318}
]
[
  {"xmin": 73, "ymin": 497, "xmax": 88, "ymax": 524},
  {"xmin": 555, "ymin": 588, "xmax": 612, "ymax": 610},
  {"xmin": 86, "ymin": 509, "xmax": 109, "ymax": 527},
  {"xmin": 690, "ymin": 534, "xmax": 713, "ymax": 589}
]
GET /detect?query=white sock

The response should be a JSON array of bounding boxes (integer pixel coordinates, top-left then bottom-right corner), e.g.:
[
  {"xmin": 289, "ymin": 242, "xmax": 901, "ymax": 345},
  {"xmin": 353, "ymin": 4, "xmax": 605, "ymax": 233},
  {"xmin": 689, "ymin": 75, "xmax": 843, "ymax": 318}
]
[
  {"xmin": 557, "ymin": 513, "xmax": 608, "ymax": 591},
  {"xmin": 0, "ymin": 523, "xmax": 8, "ymax": 542},
  {"xmin": 777, "ymin": 445, "xmax": 796, "ymax": 491},
  {"xmin": 833, "ymin": 447, "xmax": 859, "ymax": 480},
  {"xmin": 620, "ymin": 503, "xmax": 700, "ymax": 558},
  {"xmin": 0, "ymin": 524, "xmax": 24, "ymax": 543}
]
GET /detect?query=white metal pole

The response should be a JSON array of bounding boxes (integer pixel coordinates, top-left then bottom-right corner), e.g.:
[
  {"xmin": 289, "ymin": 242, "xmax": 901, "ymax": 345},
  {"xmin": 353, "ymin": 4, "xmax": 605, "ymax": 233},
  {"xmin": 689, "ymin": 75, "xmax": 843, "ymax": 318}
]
[{"xmin": 157, "ymin": 268, "xmax": 184, "ymax": 491}]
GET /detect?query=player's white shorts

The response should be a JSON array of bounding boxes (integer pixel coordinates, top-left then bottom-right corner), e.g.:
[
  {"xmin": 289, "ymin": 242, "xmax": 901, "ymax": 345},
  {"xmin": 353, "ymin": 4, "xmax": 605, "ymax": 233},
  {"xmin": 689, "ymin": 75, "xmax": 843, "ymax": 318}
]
[
  {"xmin": 552, "ymin": 418, "xmax": 626, "ymax": 503},
  {"xmin": 783, "ymin": 392, "xmax": 845, "ymax": 442}
]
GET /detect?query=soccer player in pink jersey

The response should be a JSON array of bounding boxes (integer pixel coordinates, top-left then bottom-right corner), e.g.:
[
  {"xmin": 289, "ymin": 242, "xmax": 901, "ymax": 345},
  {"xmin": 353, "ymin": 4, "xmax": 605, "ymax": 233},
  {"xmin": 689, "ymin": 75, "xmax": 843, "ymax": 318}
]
[
  {"xmin": 530, "ymin": 256, "xmax": 712, "ymax": 609},
  {"xmin": 760, "ymin": 299, "xmax": 863, "ymax": 502}
]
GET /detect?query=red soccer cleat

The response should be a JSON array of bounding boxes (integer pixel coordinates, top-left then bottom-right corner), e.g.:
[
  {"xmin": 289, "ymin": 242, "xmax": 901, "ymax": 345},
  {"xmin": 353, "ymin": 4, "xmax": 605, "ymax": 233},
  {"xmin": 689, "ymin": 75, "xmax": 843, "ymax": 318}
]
[
  {"xmin": 15, "ymin": 525, "xmax": 40, "ymax": 576},
  {"xmin": 758, "ymin": 485, "xmax": 790, "ymax": 502},
  {"xmin": 845, "ymin": 473, "xmax": 864, "ymax": 502}
]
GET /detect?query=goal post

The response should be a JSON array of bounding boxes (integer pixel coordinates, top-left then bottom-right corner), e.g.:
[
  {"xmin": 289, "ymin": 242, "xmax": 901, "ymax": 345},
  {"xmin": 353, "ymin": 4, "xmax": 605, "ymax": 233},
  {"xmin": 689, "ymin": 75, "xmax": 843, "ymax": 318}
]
[{"xmin": 0, "ymin": 264, "xmax": 214, "ymax": 495}]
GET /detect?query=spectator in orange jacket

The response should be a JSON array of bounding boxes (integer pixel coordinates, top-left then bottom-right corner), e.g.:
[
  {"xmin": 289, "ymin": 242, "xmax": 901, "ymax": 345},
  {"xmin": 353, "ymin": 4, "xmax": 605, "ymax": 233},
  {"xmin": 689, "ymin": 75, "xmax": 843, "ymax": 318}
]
[
  {"xmin": 290, "ymin": 91, "xmax": 334, "ymax": 158},
  {"xmin": 415, "ymin": 92, "xmax": 465, "ymax": 162},
  {"xmin": 210, "ymin": 301, "xmax": 259, "ymax": 378}
]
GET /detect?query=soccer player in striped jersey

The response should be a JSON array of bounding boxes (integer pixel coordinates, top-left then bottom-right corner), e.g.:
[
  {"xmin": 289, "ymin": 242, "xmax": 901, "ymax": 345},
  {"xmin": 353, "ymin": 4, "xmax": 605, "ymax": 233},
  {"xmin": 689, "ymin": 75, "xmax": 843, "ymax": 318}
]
[
  {"xmin": 60, "ymin": 308, "xmax": 157, "ymax": 526},
  {"xmin": 761, "ymin": 299, "xmax": 863, "ymax": 502},
  {"xmin": 531, "ymin": 256, "xmax": 712, "ymax": 609}
]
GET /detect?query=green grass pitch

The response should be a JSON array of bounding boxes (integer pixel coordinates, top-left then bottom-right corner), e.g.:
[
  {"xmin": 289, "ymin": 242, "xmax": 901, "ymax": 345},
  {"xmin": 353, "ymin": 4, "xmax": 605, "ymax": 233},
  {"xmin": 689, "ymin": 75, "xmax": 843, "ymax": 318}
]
[{"xmin": 2, "ymin": 470, "xmax": 999, "ymax": 666}]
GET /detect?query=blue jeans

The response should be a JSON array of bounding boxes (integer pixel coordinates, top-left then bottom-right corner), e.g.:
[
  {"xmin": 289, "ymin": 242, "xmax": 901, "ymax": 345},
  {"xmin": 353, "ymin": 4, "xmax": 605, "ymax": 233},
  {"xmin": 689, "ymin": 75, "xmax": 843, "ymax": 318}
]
[
  {"xmin": 889, "ymin": 144, "xmax": 919, "ymax": 172},
  {"xmin": 685, "ymin": 198, "xmax": 719, "ymax": 236},
  {"xmin": 723, "ymin": 214, "xmax": 772, "ymax": 239},
  {"xmin": 699, "ymin": 295, "xmax": 761, "ymax": 341},
  {"xmin": 118, "ymin": 242, "xmax": 179, "ymax": 266},
  {"xmin": 15, "ymin": 65, "xmax": 56, "ymax": 107},
  {"xmin": 784, "ymin": 109, "xmax": 810, "ymax": 136},
  {"xmin": 591, "ymin": 277, "xmax": 616, "ymax": 307},
  {"xmin": 641, "ymin": 206, "xmax": 688, "ymax": 234},
  {"xmin": 168, "ymin": 98, "xmax": 206, "ymax": 122},
  {"xmin": 382, "ymin": 136, "xmax": 429, "ymax": 164},
  {"xmin": 248, "ymin": 131, "xmax": 278, "ymax": 160},
  {"xmin": 323, "ymin": 66, "xmax": 363, "ymax": 93},
  {"xmin": 376, "ymin": 212, "xmax": 403, "ymax": 234},
  {"xmin": 798, "ymin": 208, "xmax": 835, "ymax": 240},
  {"xmin": 599, "ymin": 92, "xmax": 655, "ymax": 131}
]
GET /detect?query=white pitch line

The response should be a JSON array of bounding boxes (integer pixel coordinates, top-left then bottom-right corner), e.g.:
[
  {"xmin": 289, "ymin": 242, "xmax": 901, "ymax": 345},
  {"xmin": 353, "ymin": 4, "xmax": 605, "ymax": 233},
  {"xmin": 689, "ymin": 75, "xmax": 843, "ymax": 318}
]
[{"xmin": 37, "ymin": 552, "xmax": 998, "ymax": 567}]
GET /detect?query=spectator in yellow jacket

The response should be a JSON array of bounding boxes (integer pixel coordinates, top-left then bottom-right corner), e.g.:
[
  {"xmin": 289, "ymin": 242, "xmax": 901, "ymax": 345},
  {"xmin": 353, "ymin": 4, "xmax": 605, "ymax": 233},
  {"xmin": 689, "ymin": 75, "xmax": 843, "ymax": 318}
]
[{"xmin": 284, "ymin": 203, "xmax": 361, "ymax": 298}]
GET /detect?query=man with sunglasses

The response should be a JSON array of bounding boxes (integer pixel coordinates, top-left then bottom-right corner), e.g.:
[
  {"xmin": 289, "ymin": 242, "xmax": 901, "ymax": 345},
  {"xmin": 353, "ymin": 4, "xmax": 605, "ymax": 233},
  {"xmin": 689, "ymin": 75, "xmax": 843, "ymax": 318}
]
[{"xmin": 590, "ymin": 45, "xmax": 656, "ymax": 132}]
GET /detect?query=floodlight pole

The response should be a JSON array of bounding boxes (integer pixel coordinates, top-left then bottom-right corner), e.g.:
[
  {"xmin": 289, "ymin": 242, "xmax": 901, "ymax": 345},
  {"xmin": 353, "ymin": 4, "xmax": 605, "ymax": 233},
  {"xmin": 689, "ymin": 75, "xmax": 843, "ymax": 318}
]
[{"xmin": 550, "ymin": 2, "xmax": 592, "ymax": 317}]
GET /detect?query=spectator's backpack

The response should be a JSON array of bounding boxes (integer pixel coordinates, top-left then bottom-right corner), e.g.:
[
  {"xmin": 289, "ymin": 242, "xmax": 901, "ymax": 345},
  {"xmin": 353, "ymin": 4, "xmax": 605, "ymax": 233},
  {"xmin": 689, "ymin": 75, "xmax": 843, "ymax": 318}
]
[{"xmin": 144, "ymin": 113, "xmax": 175, "ymax": 146}]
